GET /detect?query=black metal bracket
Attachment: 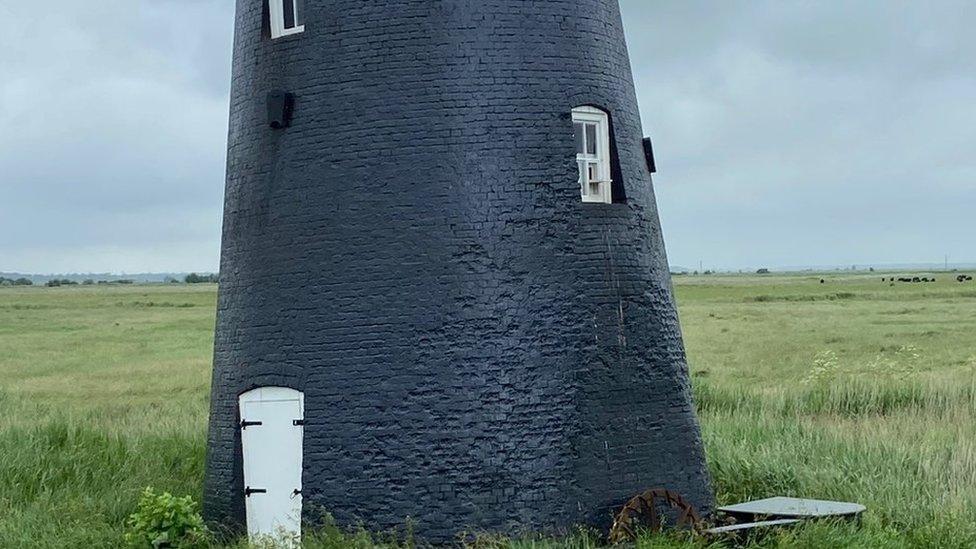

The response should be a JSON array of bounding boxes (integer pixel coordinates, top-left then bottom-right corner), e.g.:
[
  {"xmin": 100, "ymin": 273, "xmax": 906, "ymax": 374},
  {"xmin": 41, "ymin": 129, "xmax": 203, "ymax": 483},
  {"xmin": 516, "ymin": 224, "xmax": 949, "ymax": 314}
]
[
  {"xmin": 293, "ymin": 419, "xmax": 305, "ymax": 426},
  {"xmin": 240, "ymin": 420, "xmax": 263, "ymax": 430},
  {"xmin": 267, "ymin": 90, "xmax": 294, "ymax": 129},
  {"xmin": 642, "ymin": 137, "xmax": 657, "ymax": 173},
  {"xmin": 291, "ymin": 489, "xmax": 302, "ymax": 498},
  {"xmin": 245, "ymin": 487, "xmax": 267, "ymax": 497}
]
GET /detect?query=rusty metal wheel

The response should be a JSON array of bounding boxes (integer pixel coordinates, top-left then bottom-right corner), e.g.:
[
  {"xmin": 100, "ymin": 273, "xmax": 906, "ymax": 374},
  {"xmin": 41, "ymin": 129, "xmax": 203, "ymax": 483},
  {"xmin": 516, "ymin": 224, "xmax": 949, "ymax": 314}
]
[{"xmin": 608, "ymin": 488, "xmax": 702, "ymax": 544}]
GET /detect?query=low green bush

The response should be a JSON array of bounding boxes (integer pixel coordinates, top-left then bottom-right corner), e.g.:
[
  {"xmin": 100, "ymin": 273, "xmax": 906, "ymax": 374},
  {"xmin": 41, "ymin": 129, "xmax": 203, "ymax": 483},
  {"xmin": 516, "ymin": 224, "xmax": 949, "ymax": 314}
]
[{"xmin": 124, "ymin": 488, "xmax": 210, "ymax": 548}]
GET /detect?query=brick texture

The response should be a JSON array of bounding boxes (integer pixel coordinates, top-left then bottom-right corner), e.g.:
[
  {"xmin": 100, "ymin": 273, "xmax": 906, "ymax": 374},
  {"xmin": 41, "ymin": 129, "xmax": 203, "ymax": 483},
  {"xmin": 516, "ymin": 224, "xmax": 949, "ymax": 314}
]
[{"xmin": 204, "ymin": 0, "xmax": 714, "ymax": 542}]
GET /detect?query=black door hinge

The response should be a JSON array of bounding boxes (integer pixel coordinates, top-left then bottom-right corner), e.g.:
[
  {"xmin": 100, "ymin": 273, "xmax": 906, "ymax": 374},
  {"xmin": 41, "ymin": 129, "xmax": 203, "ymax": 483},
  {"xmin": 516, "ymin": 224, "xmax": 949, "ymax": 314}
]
[
  {"xmin": 293, "ymin": 419, "xmax": 305, "ymax": 426},
  {"xmin": 240, "ymin": 420, "xmax": 263, "ymax": 430},
  {"xmin": 245, "ymin": 487, "xmax": 267, "ymax": 497}
]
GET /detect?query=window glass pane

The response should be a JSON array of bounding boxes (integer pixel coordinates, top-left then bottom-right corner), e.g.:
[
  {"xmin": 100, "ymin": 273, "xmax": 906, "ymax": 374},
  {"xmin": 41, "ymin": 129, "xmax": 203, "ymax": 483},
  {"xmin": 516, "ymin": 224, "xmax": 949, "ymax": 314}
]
[
  {"xmin": 294, "ymin": 0, "xmax": 305, "ymax": 26},
  {"xmin": 586, "ymin": 124, "xmax": 597, "ymax": 155},
  {"xmin": 283, "ymin": 0, "xmax": 296, "ymax": 29},
  {"xmin": 574, "ymin": 123, "xmax": 585, "ymax": 154}
]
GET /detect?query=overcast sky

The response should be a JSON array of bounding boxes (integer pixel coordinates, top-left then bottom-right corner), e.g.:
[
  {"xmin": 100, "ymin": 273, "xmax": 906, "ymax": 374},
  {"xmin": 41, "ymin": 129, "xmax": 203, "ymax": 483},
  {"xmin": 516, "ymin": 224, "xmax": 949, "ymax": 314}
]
[{"xmin": 1, "ymin": 1, "xmax": 973, "ymax": 274}]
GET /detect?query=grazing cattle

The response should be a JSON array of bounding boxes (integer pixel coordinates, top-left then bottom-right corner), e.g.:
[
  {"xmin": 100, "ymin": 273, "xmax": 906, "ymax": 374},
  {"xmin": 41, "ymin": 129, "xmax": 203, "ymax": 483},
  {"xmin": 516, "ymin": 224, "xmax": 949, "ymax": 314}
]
[
  {"xmin": 912, "ymin": 277, "xmax": 921, "ymax": 283},
  {"xmin": 960, "ymin": 275, "xmax": 974, "ymax": 282},
  {"xmin": 820, "ymin": 279, "xmax": 826, "ymax": 284}
]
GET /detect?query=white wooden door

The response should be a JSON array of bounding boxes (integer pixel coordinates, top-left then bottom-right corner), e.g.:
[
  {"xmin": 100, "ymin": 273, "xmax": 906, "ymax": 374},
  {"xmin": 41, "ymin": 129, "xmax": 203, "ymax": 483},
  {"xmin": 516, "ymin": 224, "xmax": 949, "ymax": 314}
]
[{"xmin": 239, "ymin": 387, "xmax": 304, "ymax": 542}]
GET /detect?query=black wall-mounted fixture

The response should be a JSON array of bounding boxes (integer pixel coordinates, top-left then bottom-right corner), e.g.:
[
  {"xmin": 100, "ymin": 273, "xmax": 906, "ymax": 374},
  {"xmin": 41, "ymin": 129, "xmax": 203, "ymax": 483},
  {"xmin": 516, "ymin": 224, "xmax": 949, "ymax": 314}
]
[
  {"xmin": 267, "ymin": 90, "xmax": 294, "ymax": 129},
  {"xmin": 642, "ymin": 137, "xmax": 657, "ymax": 174}
]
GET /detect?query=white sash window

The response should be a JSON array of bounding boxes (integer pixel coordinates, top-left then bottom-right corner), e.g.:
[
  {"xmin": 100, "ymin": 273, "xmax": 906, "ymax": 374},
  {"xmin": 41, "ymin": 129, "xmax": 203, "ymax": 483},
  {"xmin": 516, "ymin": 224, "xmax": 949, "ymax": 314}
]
[
  {"xmin": 270, "ymin": 0, "xmax": 305, "ymax": 39},
  {"xmin": 573, "ymin": 106, "xmax": 612, "ymax": 204}
]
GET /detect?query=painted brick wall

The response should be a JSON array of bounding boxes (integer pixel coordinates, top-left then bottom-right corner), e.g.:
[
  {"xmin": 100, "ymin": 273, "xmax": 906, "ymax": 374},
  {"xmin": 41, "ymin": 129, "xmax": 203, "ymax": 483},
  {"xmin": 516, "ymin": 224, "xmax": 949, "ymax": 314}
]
[{"xmin": 204, "ymin": 0, "xmax": 713, "ymax": 542}]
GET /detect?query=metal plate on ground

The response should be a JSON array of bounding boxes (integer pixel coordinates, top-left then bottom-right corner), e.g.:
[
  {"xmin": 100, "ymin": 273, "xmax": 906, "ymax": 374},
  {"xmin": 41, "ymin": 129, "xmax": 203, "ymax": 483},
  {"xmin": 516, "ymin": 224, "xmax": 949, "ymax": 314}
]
[
  {"xmin": 705, "ymin": 519, "xmax": 801, "ymax": 535},
  {"xmin": 718, "ymin": 497, "xmax": 866, "ymax": 519}
]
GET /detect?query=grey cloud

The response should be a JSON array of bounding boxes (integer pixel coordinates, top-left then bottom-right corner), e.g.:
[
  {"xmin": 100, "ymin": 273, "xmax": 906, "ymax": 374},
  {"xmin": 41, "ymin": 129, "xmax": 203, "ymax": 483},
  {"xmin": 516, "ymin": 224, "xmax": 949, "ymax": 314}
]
[
  {"xmin": 0, "ymin": 0, "xmax": 233, "ymax": 273},
  {"xmin": 620, "ymin": 0, "xmax": 975, "ymax": 269}
]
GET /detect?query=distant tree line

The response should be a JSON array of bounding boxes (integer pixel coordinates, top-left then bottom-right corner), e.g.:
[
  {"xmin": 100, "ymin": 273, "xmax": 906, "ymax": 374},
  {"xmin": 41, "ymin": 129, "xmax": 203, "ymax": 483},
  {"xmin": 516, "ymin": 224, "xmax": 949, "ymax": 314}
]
[
  {"xmin": 184, "ymin": 273, "xmax": 219, "ymax": 284},
  {"xmin": 45, "ymin": 279, "xmax": 134, "ymax": 287},
  {"xmin": 3, "ymin": 275, "xmax": 216, "ymax": 288},
  {"xmin": 45, "ymin": 279, "xmax": 79, "ymax": 287}
]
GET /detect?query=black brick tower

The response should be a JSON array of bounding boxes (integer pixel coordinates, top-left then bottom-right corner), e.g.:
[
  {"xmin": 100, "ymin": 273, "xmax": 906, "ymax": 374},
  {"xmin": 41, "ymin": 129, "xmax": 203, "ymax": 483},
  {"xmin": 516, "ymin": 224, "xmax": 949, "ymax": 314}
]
[{"xmin": 205, "ymin": 0, "xmax": 713, "ymax": 541}]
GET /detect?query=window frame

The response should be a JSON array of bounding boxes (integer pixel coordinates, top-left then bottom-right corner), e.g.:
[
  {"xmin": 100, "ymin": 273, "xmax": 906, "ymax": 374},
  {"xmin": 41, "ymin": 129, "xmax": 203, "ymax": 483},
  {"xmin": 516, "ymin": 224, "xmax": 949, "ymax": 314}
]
[
  {"xmin": 572, "ymin": 106, "xmax": 613, "ymax": 204},
  {"xmin": 269, "ymin": 0, "xmax": 305, "ymax": 39}
]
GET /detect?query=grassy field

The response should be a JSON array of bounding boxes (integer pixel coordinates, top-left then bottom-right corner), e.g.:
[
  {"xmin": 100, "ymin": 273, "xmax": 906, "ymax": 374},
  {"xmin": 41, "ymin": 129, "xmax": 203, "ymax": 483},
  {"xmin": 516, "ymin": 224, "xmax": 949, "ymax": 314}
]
[{"xmin": 1, "ymin": 273, "xmax": 974, "ymax": 547}]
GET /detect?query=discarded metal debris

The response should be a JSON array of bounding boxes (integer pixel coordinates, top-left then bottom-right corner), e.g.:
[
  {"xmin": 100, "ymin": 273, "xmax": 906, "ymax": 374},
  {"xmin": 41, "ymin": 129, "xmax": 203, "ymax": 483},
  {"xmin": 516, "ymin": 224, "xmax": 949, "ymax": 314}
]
[
  {"xmin": 704, "ymin": 518, "xmax": 801, "ymax": 536},
  {"xmin": 609, "ymin": 490, "xmax": 866, "ymax": 544},
  {"xmin": 608, "ymin": 488, "xmax": 702, "ymax": 543},
  {"xmin": 718, "ymin": 496, "xmax": 866, "ymax": 522}
]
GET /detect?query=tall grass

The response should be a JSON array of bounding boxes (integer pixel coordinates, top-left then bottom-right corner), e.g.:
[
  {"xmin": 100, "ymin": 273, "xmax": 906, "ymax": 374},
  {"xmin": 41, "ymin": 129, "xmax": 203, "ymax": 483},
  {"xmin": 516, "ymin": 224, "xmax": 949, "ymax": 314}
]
[{"xmin": 694, "ymin": 378, "xmax": 976, "ymax": 418}]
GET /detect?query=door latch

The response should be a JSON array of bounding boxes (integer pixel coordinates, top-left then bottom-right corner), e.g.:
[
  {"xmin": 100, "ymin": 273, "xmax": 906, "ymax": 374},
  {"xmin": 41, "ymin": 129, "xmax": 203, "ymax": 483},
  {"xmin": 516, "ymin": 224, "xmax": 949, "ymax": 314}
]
[
  {"xmin": 291, "ymin": 489, "xmax": 302, "ymax": 499},
  {"xmin": 240, "ymin": 420, "xmax": 263, "ymax": 430},
  {"xmin": 244, "ymin": 487, "xmax": 267, "ymax": 497},
  {"xmin": 293, "ymin": 419, "xmax": 305, "ymax": 426}
]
